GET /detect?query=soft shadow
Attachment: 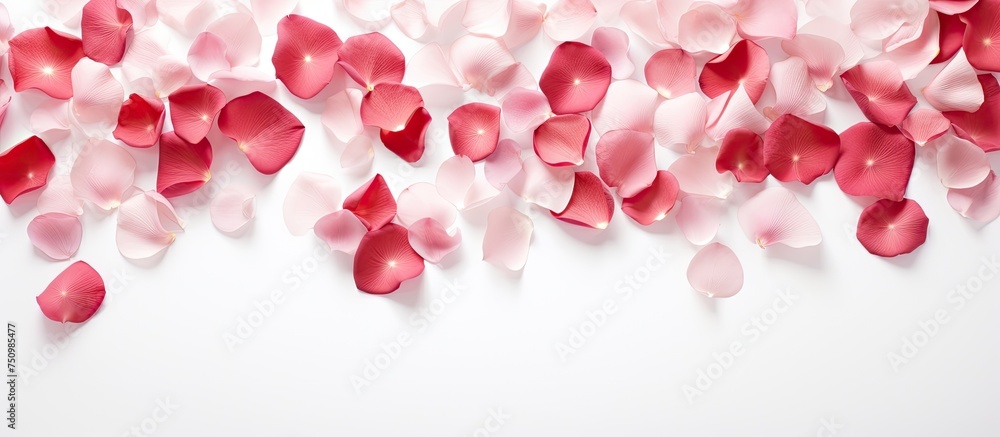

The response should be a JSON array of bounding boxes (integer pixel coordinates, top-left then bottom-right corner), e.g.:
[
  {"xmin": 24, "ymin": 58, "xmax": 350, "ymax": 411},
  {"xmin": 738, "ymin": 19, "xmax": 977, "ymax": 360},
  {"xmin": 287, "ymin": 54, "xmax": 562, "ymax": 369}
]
[
  {"xmin": 764, "ymin": 243, "xmax": 824, "ymax": 269},
  {"xmin": 553, "ymin": 220, "xmax": 620, "ymax": 246},
  {"xmin": 125, "ymin": 250, "xmax": 169, "ymax": 269},
  {"xmin": 885, "ymin": 251, "xmax": 920, "ymax": 269},
  {"xmin": 384, "ymin": 275, "xmax": 426, "ymax": 308},
  {"xmin": 219, "ymin": 220, "xmax": 255, "ymax": 239}
]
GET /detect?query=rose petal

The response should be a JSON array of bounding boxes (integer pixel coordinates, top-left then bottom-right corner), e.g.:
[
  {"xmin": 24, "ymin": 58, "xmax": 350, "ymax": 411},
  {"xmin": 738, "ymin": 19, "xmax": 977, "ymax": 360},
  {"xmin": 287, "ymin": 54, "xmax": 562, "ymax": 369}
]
[
  {"xmin": 935, "ymin": 134, "xmax": 991, "ymax": 189},
  {"xmin": 507, "ymin": 155, "xmax": 575, "ymax": 212},
  {"xmin": 687, "ymin": 243, "xmax": 744, "ymax": 298},
  {"xmin": 451, "ymin": 35, "xmax": 517, "ymax": 92},
  {"xmin": 315, "ymin": 209, "xmax": 368, "ymax": 254},
  {"xmin": 653, "ymin": 93, "xmax": 707, "ymax": 152},
  {"xmin": 323, "ymin": 89, "xmax": 365, "ymax": 143},
  {"xmin": 924, "ymin": 48, "xmax": 985, "ymax": 113},
  {"xmin": 678, "ymin": 3, "xmax": 737, "ymax": 54},
  {"xmin": 344, "ymin": 174, "xmax": 396, "ymax": 231},
  {"xmin": 156, "ymin": 132, "xmax": 213, "ymax": 198},
  {"xmin": 856, "ymin": 198, "xmax": 929, "ymax": 257},
  {"xmin": 36, "ymin": 261, "xmax": 105, "ymax": 323},
  {"xmin": 533, "ymin": 114, "xmax": 591, "ymax": 167},
  {"xmin": 187, "ymin": 32, "xmax": 231, "ymax": 82},
  {"xmin": 380, "ymin": 107, "xmax": 431, "ymax": 163},
  {"xmin": 273, "ymin": 14, "xmax": 343, "ymax": 99},
  {"xmin": 502, "ymin": 0, "xmax": 545, "ymax": 49},
  {"xmin": 944, "ymin": 74, "xmax": 1000, "ymax": 152},
  {"xmin": 81, "ymin": 0, "xmax": 133, "ymax": 65},
  {"xmin": 717, "ymin": 128, "xmax": 768, "ymax": 183},
  {"xmin": 727, "ymin": 0, "xmax": 797, "ymax": 40},
  {"xmin": 484, "ymin": 139, "xmax": 523, "ymax": 190},
  {"xmin": 765, "ymin": 57, "xmax": 826, "ymax": 120},
  {"xmin": 591, "ymin": 27, "xmax": 633, "ymax": 80},
  {"xmin": 463, "ymin": 0, "xmax": 511, "ymax": 37},
  {"xmin": 360, "ymin": 83, "xmax": 424, "ymax": 132},
  {"xmin": 738, "ymin": 187, "xmax": 822, "ymax": 248},
  {"xmin": 644, "ymin": 49, "xmax": 697, "ymax": 99},
  {"xmin": 961, "ymin": 0, "xmax": 1000, "ymax": 72},
  {"xmin": 834, "ymin": 122, "xmax": 915, "ymax": 201},
  {"xmin": 337, "ymin": 32, "xmax": 405, "ymax": 90},
  {"xmin": 621, "ymin": 170, "xmax": 680, "ymax": 226},
  {"xmin": 168, "ymin": 84, "xmax": 226, "ymax": 144},
  {"xmin": 71, "ymin": 58, "xmax": 123, "ymax": 126},
  {"xmin": 28, "ymin": 213, "xmax": 83, "ymax": 260},
  {"xmin": 551, "ymin": 171, "xmax": 614, "ymax": 229},
  {"xmin": 70, "ymin": 139, "xmax": 135, "ymax": 210},
  {"xmin": 408, "ymin": 218, "xmax": 462, "ymax": 263},
  {"xmin": 448, "ymin": 103, "xmax": 501, "ymax": 161},
  {"xmin": 763, "ymin": 114, "xmax": 841, "ymax": 184},
  {"xmin": 342, "ymin": 136, "xmax": 375, "ymax": 170},
  {"xmin": 705, "ymin": 86, "xmax": 770, "ymax": 141},
  {"xmin": 0, "ymin": 136, "xmax": 55, "ymax": 204},
  {"xmin": 948, "ymin": 171, "xmax": 1000, "ymax": 222},
  {"xmin": 396, "ymin": 182, "xmax": 457, "ymax": 228},
  {"xmin": 283, "ymin": 172, "xmax": 342, "ymax": 236},
  {"xmin": 218, "ymin": 91, "xmax": 305, "ymax": 175},
  {"xmin": 898, "ymin": 108, "xmax": 950, "ymax": 145},
  {"xmin": 500, "ymin": 87, "xmax": 552, "ymax": 133},
  {"xmin": 483, "ymin": 206, "xmax": 532, "ymax": 270},
  {"xmin": 596, "ymin": 129, "xmax": 656, "ymax": 198},
  {"xmin": 543, "ymin": 0, "xmax": 597, "ymax": 41},
  {"xmin": 210, "ymin": 186, "xmax": 256, "ymax": 233},
  {"xmin": 353, "ymin": 223, "xmax": 425, "ymax": 294},
  {"xmin": 539, "ymin": 41, "xmax": 611, "ymax": 114},
  {"xmin": 699, "ymin": 40, "xmax": 770, "ymax": 104},
  {"xmin": 116, "ymin": 191, "xmax": 183, "ymax": 259},
  {"xmin": 207, "ymin": 11, "xmax": 262, "ymax": 68},
  {"xmin": 676, "ymin": 195, "xmax": 725, "ymax": 246},
  {"xmin": 9, "ymin": 27, "xmax": 85, "ymax": 99},
  {"xmin": 37, "ymin": 176, "xmax": 83, "ymax": 216},
  {"xmin": 591, "ymin": 79, "xmax": 659, "ymax": 135},
  {"xmin": 780, "ymin": 34, "xmax": 845, "ymax": 91},
  {"xmin": 114, "ymin": 93, "xmax": 166, "ymax": 148},
  {"xmin": 669, "ymin": 147, "xmax": 735, "ymax": 199}
]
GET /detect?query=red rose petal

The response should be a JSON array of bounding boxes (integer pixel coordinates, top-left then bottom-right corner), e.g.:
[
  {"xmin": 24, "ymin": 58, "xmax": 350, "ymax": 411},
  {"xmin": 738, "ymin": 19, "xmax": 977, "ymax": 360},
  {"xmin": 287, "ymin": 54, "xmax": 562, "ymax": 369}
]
[
  {"xmin": 717, "ymin": 127, "xmax": 768, "ymax": 183},
  {"xmin": 595, "ymin": 129, "xmax": 656, "ymax": 197},
  {"xmin": 943, "ymin": 74, "xmax": 1000, "ymax": 152},
  {"xmin": 621, "ymin": 170, "xmax": 680, "ymax": 226},
  {"xmin": 834, "ymin": 122, "xmax": 915, "ymax": 201},
  {"xmin": 113, "ymin": 93, "xmax": 166, "ymax": 148},
  {"xmin": 218, "ymin": 91, "xmax": 305, "ymax": 175},
  {"xmin": 932, "ymin": 11, "xmax": 965, "ymax": 64},
  {"xmin": 856, "ymin": 198, "xmax": 929, "ymax": 257},
  {"xmin": 353, "ymin": 223, "xmax": 425, "ymax": 294},
  {"xmin": 344, "ymin": 174, "xmax": 397, "ymax": 231},
  {"xmin": 699, "ymin": 40, "xmax": 770, "ymax": 105},
  {"xmin": 645, "ymin": 49, "xmax": 697, "ymax": 99},
  {"xmin": 448, "ymin": 102, "xmax": 501, "ymax": 162},
  {"xmin": 0, "ymin": 136, "xmax": 55, "ymax": 204},
  {"xmin": 539, "ymin": 41, "xmax": 612, "ymax": 114},
  {"xmin": 840, "ymin": 60, "xmax": 917, "ymax": 126},
  {"xmin": 763, "ymin": 114, "xmax": 841, "ymax": 184},
  {"xmin": 551, "ymin": 171, "xmax": 614, "ymax": 229},
  {"xmin": 961, "ymin": 0, "xmax": 1000, "ymax": 72},
  {"xmin": 533, "ymin": 114, "xmax": 591, "ymax": 166},
  {"xmin": 36, "ymin": 261, "xmax": 106, "ymax": 323},
  {"xmin": 380, "ymin": 107, "xmax": 431, "ymax": 163},
  {"xmin": 8, "ymin": 27, "xmax": 85, "ymax": 99},
  {"xmin": 337, "ymin": 32, "xmax": 405, "ymax": 90},
  {"xmin": 360, "ymin": 82, "xmax": 424, "ymax": 132},
  {"xmin": 167, "ymin": 84, "xmax": 226, "ymax": 144},
  {"xmin": 81, "ymin": 0, "xmax": 133, "ymax": 65},
  {"xmin": 273, "ymin": 14, "xmax": 343, "ymax": 99},
  {"xmin": 156, "ymin": 131, "xmax": 213, "ymax": 198}
]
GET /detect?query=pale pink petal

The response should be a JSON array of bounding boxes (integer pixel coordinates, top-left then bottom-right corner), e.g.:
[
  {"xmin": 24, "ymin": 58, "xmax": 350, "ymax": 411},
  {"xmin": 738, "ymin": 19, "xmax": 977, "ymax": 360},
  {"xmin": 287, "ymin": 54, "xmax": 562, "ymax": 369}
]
[
  {"xmin": 706, "ymin": 87, "xmax": 770, "ymax": 141},
  {"xmin": 153, "ymin": 56, "xmax": 192, "ymax": 97},
  {"xmin": 653, "ymin": 93, "xmax": 707, "ymax": 152},
  {"xmin": 669, "ymin": 147, "xmax": 735, "ymax": 199},
  {"xmin": 30, "ymin": 101, "xmax": 74, "ymax": 144},
  {"xmin": 687, "ymin": 242, "xmax": 743, "ymax": 298},
  {"xmin": 501, "ymin": 0, "xmax": 545, "ymax": 49},
  {"xmin": 283, "ymin": 172, "xmax": 342, "ymax": 236},
  {"xmin": 485, "ymin": 139, "xmax": 523, "ymax": 190},
  {"xmin": 451, "ymin": 35, "xmax": 517, "ymax": 92},
  {"xmin": 206, "ymin": 11, "xmax": 262, "ymax": 67},
  {"xmin": 936, "ymin": 134, "xmax": 991, "ymax": 189},
  {"xmin": 188, "ymin": 32, "xmax": 231, "ymax": 82},
  {"xmin": 500, "ymin": 87, "xmax": 552, "ymax": 133},
  {"xmin": 463, "ymin": 0, "xmax": 511, "ymax": 37},
  {"xmin": 727, "ymin": 0, "xmax": 797, "ymax": 40},
  {"xmin": 781, "ymin": 34, "xmax": 846, "ymax": 91},
  {"xmin": 899, "ymin": 109, "xmax": 950, "ymax": 145},
  {"xmin": 434, "ymin": 155, "xmax": 499, "ymax": 210},
  {"xmin": 392, "ymin": 0, "xmax": 433, "ymax": 40},
  {"xmin": 251, "ymin": 0, "xmax": 298, "ymax": 35},
  {"xmin": 591, "ymin": 27, "xmax": 633, "ymax": 80},
  {"xmin": 948, "ymin": 171, "xmax": 1000, "ymax": 222},
  {"xmin": 484, "ymin": 62, "xmax": 537, "ymax": 98},
  {"xmin": 764, "ymin": 57, "xmax": 826, "ymax": 120},
  {"xmin": 0, "ymin": 4, "xmax": 12, "ymax": 56},
  {"xmin": 644, "ymin": 49, "xmax": 697, "ymax": 99},
  {"xmin": 676, "ymin": 195, "xmax": 725, "ymax": 246},
  {"xmin": 116, "ymin": 191, "xmax": 182, "ymax": 260},
  {"xmin": 70, "ymin": 139, "xmax": 136, "ymax": 210},
  {"xmin": 397, "ymin": 182, "xmax": 458, "ymax": 228},
  {"xmin": 210, "ymin": 187, "xmax": 256, "ymax": 233},
  {"xmin": 799, "ymin": 17, "xmax": 865, "ymax": 72},
  {"xmin": 621, "ymin": 0, "xmax": 672, "ymax": 48},
  {"xmin": 342, "ymin": 136, "xmax": 375, "ymax": 170},
  {"xmin": 483, "ymin": 206, "xmax": 532, "ymax": 270},
  {"xmin": 850, "ymin": 0, "xmax": 927, "ymax": 41},
  {"xmin": 738, "ymin": 187, "xmax": 822, "ymax": 248},
  {"xmin": 405, "ymin": 43, "xmax": 460, "ymax": 89},
  {"xmin": 37, "ymin": 176, "xmax": 84, "ymax": 216},
  {"xmin": 322, "ymin": 89, "xmax": 364, "ymax": 143},
  {"xmin": 930, "ymin": 0, "xmax": 977, "ymax": 13},
  {"xmin": 923, "ymin": 49, "xmax": 984, "ymax": 112},
  {"xmin": 28, "ymin": 213, "xmax": 82, "ymax": 260},
  {"xmin": 543, "ymin": 0, "xmax": 597, "ymax": 41},
  {"xmin": 596, "ymin": 130, "xmax": 656, "ymax": 197},
  {"xmin": 591, "ymin": 79, "xmax": 660, "ymax": 135},
  {"xmin": 678, "ymin": 3, "xmax": 737, "ymax": 54},
  {"xmin": 408, "ymin": 218, "xmax": 462, "ymax": 264},
  {"xmin": 874, "ymin": 11, "xmax": 940, "ymax": 80},
  {"xmin": 157, "ymin": 0, "xmax": 211, "ymax": 31},
  {"xmin": 71, "ymin": 58, "xmax": 123, "ymax": 126},
  {"xmin": 507, "ymin": 155, "xmax": 575, "ymax": 212},
  {"xmin": 344, "ymin": 0, "xmax": 394, "ymax": 26},
  {"xmin": 314, "ymin": 209, "xmax": 368, "ymax": 254},
  {"xmin": 805, "ymin": 0, "xmax": 853, "ymax": 26}
]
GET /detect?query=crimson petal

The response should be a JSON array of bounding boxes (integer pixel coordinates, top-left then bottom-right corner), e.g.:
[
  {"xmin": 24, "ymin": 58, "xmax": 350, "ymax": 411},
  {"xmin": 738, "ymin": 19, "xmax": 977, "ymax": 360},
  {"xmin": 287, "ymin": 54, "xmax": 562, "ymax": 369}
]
[
  {"xmin": 337, "ymin": 32, "xmax": 405, "ymax": 90},
  {"xmin": 539, "ymin": 41, "xmax": 612, "ymax": 114},
  {"xmin": 8, "ymin": 27, "xmax": 85, "ymax": 99},
  {"xmin": 834, "ymin": 122, "xmax": 915, "ymax": 201},
  {"xmin": 156, "ymin": 132, "xmax": 213, "ymax": 198},
  {"xmin": 551, "ymin": 171, "xmax": 614, "ymax": 229},
  {"xmin": 621, "ymin": 170, "xmax": 680, "ymax": 226},
  {"xmin": 717, "ymin": 127, "xmax": 768, "ymax": 183},
  {"xmin": 167, "ymin": 84, "xmax": 226, "ymax": 144},
  {"xmin": 840, "ymin": 61, "xmax": 917, "ymax": 126},
  {"xmin": 856, "ymin": 198, "xmax": 929, "ymax": 257},
  {"xmin": 448, "ymin": 102, "xmax": 501, "ymax": 162},
  {"xmin": 360, "ymin": 82, "xmax": 424, "ymax": 132},
  {"xmin": 699, "ymin": 40, "xmax": 770, "ymax": 105},
  {"xmin": 961, "ymin": 0, "xmax": 1000, "ymax": 71},
  {"xmin": 944, "ymin": 74, "xmax": 1000, "ymax": 152},
  {"xmin": 273, "ymin": 15, "xmax": 343, "ymax": 99},
  {"xmin": 218, "ymin": 91, "xmax": 305, "ymax": 175},
  {"xmin": 81, "ymin": 0, "xmax": 133, "ymax": 65},
  {"xmin": 932, "ymin": 12, "xmax": 965, "ymax": 64},
  {"xmin": 113, "ymin": 93, "xmax": 165, "ymax": 148},
  {"xmin": 36, "ymin": 261, "xmax": 106, "ymax": 323},
  {"xmin": 353, "ymin": 223, "xmax": 425, "ymax": 294},
  {"xmin": 380, "ymin": 107, "xmax": 431, "ymax": 163},
  {"xmin": 344, "ymin": 174, "xmax": 397, "ymax": 231},
  {"xmin": 0, "ymin": 136, "xmax": 55, "ymax": 204},
  {"xmin": 533, "ymin": 114, "xmax": 591, "ymax": 166},
  {"xmin": 763, "ymin": 114, "xmax": 841, "ymax": 184}
]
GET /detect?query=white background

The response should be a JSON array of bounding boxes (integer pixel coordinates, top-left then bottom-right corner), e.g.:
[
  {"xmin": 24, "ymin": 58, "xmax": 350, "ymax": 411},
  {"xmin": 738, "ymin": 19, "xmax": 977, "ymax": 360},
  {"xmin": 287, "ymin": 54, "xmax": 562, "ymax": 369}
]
[{"xmin": 2, "ymin": 0, "xmax": 1000, "ymax": 436}]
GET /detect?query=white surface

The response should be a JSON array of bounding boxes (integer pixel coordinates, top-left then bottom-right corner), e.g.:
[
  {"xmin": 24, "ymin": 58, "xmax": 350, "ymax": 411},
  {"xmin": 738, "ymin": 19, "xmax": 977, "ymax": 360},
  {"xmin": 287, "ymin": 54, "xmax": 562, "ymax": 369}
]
[{"xmin": 2, "ymin": 1, "xmax": 1000, "ymax": 436}]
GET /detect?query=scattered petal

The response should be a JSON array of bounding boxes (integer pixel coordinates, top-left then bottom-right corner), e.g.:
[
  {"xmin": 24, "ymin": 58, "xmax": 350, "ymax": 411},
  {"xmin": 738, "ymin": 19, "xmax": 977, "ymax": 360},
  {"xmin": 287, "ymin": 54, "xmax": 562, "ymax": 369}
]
[
  {"xmin": 687, "ymin": 243, "xmax": 743, "ymax": 298},
  {"xmin": 653, "ymin": 93, "xmax": 707, "ymax": 152},
  {"xmin": 834, "ymin": 122, "xmax": 915, "ymax": 200},
  {"xmin": 961, "ymin": 0, "xmax": 1000, "ymax": 71},
  {"xmin": 206, "ymin": 11, "xmax": 262, "ymax": 68},
  {"xmin": 678, "ymin": 3, "xmax": 737, "ymax": 54},
  {"xmin": 218, "ymin": 91, "xmax": 305, "ymax": 175},
  {"xmin": 717, "ymin": 128, "xmax": 768, "ymax": 183},
  {"xmin": 28, "ymin": 213, "xmax": 82, "ymax": 260},
  {"xmin": 251, "ymin": 0, "xmax": 298, "ymax": 35},
  {"xmin": 591, "ymin": 27, "xmax": 633, "ymax": 80},
  {"xmin": 932, "ymin": 11, "xmax": 965, "ymax": 64},
  {"xmin": 923, "ymin": 49, "xmax": 984, "ymax": 112},
  {"xmin": 543, "ymin": 0, "xmax": 597, "ymax": 41},
  {"xmin": 463, "ymin": 0, "xmax": 511, "ymax": 37},
  {"xmin": 507, "ymin": 155, "xmax": 575, "ymax": 212},
  {"xmin": 8, "ymin": 27, "xmax": 85, "ymax": 99},
  {"xmin": 621, "ymin": 170, "xmax": 679, "ymax": 225},
  {"xmin": 283, "ymin": 172, "xmax": 341, "ymax": 236},
  {"xmin": 353, "ymin": 223, "xmax": 425, "ymax": 294},
  {"xmin": 315, "ymin": 209, "xmax": 368, "ymax": 254},
  {"xmin": 856, "ymin": 198, "xmax": 929, "ymax": 257},
  {"xmin": 70, "ymin": 58, "xmax": 123, "ymax": 126},
  {"xmin": 727, "ymin": 0, "xmax": 797, "ymax": 40},
  {"xmin": 168, "ymin": 84, "xmax": 226, "ymax": 144},
  {"xmin": 156, "ymin": 132, "xmax": 213, "ymax": 198},
  {"xmin": 484, "ymin": 139, "xmax": 523, "ymax": 189},
  {"xmin": 669, "ymin": 147, "xmax": 735, "ymax": 199},
  {"xmin": 533, "ymin": 114, "xmax": 591, "ymax": 167},
  {"xmin": 187, "ymin": 32, "xmax": 231, "ymax": 82},
  {"xmin": 116, "ymin": 191, "xmax": 182, "ymax": 259},
  {"xmin": 483, "ymin": 206, "xmax": 532, "ymax": 270},
  {"xmin": 0, "ymin": 136, "xmax": 55, "ymax": 204},
  {"xmin": 596, "ymin": 129, "xmax": 656, "ymax": 197},
  {"xmin": 344, "ymin": 174, "xmax": 396, "ymax": 231},
  {"xmin": 705, "ymin": 86, "xmax": 770, "ymax": 141},
  {"xmin": 763, "ymin": 114, "xmax": 840, "ymax": 184},
  {"xmin": 405, "ymin": 43, "xmax": 460, "ymax": 88},
  {"xmin": 936, "ymin": 134, "xmax": 991, "ymax": 189},
  {"xmin": 591, "ymin": 79, "xmax": 659, "ymax": 135},
  {"xmin": 81, "ymin": 0, "xmax": 133, "ymax": 65},
  {"xmin": 337, "ymin": 32, "xmax": 405, "ymax": 90},
  {"xmin": 37, "ymin": 176, "xmax": 83, "ymax": 216},
  {"xmin": 114, "ymin": 93, "xmax": 166, "ymax": 148},
  {"xmin": 396, "ymin": 182, "xmax": 457, "ymax": 228},
  {"xmin": 765, "ymin": 57, "xmax": 826, "ymax": 120},
  {"xmin": 408, "ymin": 218, "xmax": 462, "ymax": 263},
  {"xmin": 898, "ymin": 109, "xmax": 950, "ymax": 145},
  {"xmin": 739, "ymin": 187, "xmax": 822, "ymax": 248},
  {"xmin": 699, "ymin": 40, "xmax": 770, "ymax": 104},
  {"xmin": 780, "ymin": 34, "xmax": 845, "ymax": 91},
  {"xmin": 342, "ymin": 136, "xmax": 375, "ymax": 170},
  {"xmin": 380, "ymin": 107, "xmax": 431, "ymax": 163},
  {"xmin": 210, "ymin": 186, "xmax": 256, "ymax": 233},
  {"xmin": 360, "ymin": 82, "xmax": 424, "ymax": 132},
  {"xmin": 551, "ymin": 171, "xmax": 614, "ymax": 229},
  {"xmin": 448, "ymin": 103, "xmax": 501, "ymax": 161},
  {"xmin": 841, "ymin": 61, "xmax": 917, "ymax": 126},
  {"xmin": 948, "ymin": 171, "xmax": 1000, "ymax": 222},
  {"xmin": 500, "ymin": 87, "xmax": 551, "ymax": 133},
  {"xmin": 944, "ymin": 74, "xmax": 1000, "ymax": 152},
  {"xmin": 36, "ymin": 261, "xmax": 105, "ymax": 323},
  {"xmin": 644, "ymin": 49, "xmax": 697, "ymax": 99},
  {"xmin": 874, "ymin": 10, "xmax": 940, "ymax": 80},
  {"xmin": 676, "ymin": 195, "xmax": 725, "ymax": 245},
  {"xmin": 539, "ymin": 41, "xmax": 611, "ymax": 114},
  {"xmin": 323, "ymin": 89, "xmax": 365, "ymax": 143},
  {"xmin": 502, "ymin": 0, "xmax": 545, "ymax": 49},
  {"xmin": 273, "ymin": 14, "xmax": 343, "ymax": 99}
]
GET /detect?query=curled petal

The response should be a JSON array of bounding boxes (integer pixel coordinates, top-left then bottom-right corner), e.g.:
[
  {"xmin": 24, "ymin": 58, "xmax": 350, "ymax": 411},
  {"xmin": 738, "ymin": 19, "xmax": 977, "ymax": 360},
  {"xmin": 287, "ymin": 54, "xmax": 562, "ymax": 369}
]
[
  {"xmin": 948, "ymin": 171, "xmax": 1000, "ymax": 222},
  {"xmin": 687, "ymin": 243, "xmax": 743, "ymax": 299},
  {"xmin": 551, "ymin": 171, "xmax": 614, "ymax": 229},
  {"xmin": 621, "ymin": 170, "xmax": 679, "ymax": 226},
  {"xmin": 727, "ymin": 0, "xmax": 797, "ymax": 40},
  {"xmin": 210, "ymin": 186, "xmax": 256, "ymax": 233},
  {"xmin": 28, "ymin": 213, "xmax": 83, "ymax": 260},
  {"xmin": 500, "ymin": 87, "xmax": 552, "ymax": 133},
  {"xmin": 857, "ymin": 198, "xmax": 929, "ymax": 257},
  {"xmin": 344, "ymin": 174, "xmax": 396, "ymax": 231},
  {"xmin": 923, "ymin": 49, "xmax": 984, "ymax": 112},
  {"xmin": 71, "ymin": 58, "xmax": 123, "ymax": 126},
  {"xmin": 700, "ymin": 40, "xmax": 769, "ymax": 104},
  {"xmin": 353, "ymin": 223, "xmax": 425, "ymax": 294},
  {"xmin": 283, "ymin": 172, "xmax": 342, "ymax": 236},
  {"xmin": 591, "ymin": 79, "xmax": 659, "ymax": 135},
  {"xmin": 397, "ymin": 182, "xmax": 457, "ymax": 228},
  {"xmin": 850, "ymin": 0, "xmax": 926, "ymax": 41},
  {"xmin": 322, "ymin": 89, "xmax": 364, "ymax": 143},
  {"xmin": 899, "ymin": 109, "xmax": 950, "ymax": 145},
  {"xmin": 717, "ymin": 128, "xmax": 768, "ymax": 183},
  {"xmin": 780, "ymin": 34, "xmax": 845, "ymax": 91},
  {"xmin": 705, "ymin": 86, "xmax": 770, "ymax": 141},
  {"xmin": 337, "ymin": 32, "xmax": 405, "ymax": 90},
  {"xmin": 533, "ymin": 114, "xmax": 591, "ymax": 166},
  {"xmin": 591, "ymin": 27, "xmax": 633, "ymax": 80},
  {"xmin": 485, "ymin": 140, "xmax": 524, "ymax": 191},
  {"xmin": 878, "ymin": 11, "xmax": 940, "ymax": 80},
  {"xmin": 360, "ymin": 83, "xmax": 424, "ymax": 132},
  {"xmin": 944, "ymin": 74, "xmax": 1000, "ymax": 152},
  {"xmin": 653, "ymin": 93, "xmax": 707, "ymax": 152},
  {"xmin": 739, "ymin": 187, "xmax": 822, "ymax": 248},
  {"xmin": 9, "ymin": 27, "xmax": 85, "ymax": 99},
  {"xmin": 543, "ymin": 0, "xmax": 597, "ymax": 41},
  {"xmin": 37, "ymin": 176, "xmax": 84, "ymax": 216},
  {"xmin": 0, "ymin": 136, "xmax": 55, "ymax": 204},
  {"xmin": 408, "ymin": 218, "xmax": 462, "ymax": 263},
  {"xmin": 669, "ymin": 147, "xmax": 735, "ymax": 199},
  {"xmin": 936, "ymin": 134, "xmax": 991, "ymax": 189},
  {"xmin": 507, "ymin": 155, "xmax": 575, "ymax": 212},
  {"xmin": 676, "ymin": 195, "xmax": 725, "ymax": 246},
  {"xmin": 380, "ymin": 107, "xmax": 431, "ymax": 163},
  {"xmin": 273, "ymin": 14, "xmax": 343, "ymax": 99},
  {"xmin": 114, "ymin": 93, "xmax": 166, "ymax": 148},
  {"xmin": 678, "ymin": 3, "xmax": 737, "ymax": 54},
  {"xmin": 539, "ymin": 41, "xmax": 611, "ymax": 114},
  {"xmin": 933, "ymin": 11, "xmax": 966, "ymax": 64},
  {"xmin": 218, "ymin": 91, "xmax": 305, "ymax": 175},
  {"xmin": 116, "ymin": 191, "xmax": 183, "ymax": 260},
  {"xmin": 448, "ymin": 103, "xmax": 501, "ymax": 161},
  {"xmin": 765, "ymin": 57, "xmax": 825, "ymax": 120},
  {"xmin": 962, "ymin": 0, "xmax": 1000, "ymax": 72},
  {"xmin": 342, "ymin": 136, "xmax": 375, "ymax": 170},
  {"xmin": 834, "ymin": 122, "xmax": 915, "ymax": 201},
  {"xmin": 644, "ymin": 49, "xmax": 696, "ymax": 99},
  {"xmin": 463, "ymin": 0, "xmax": 511, "ymax": 37},
  {"xmin": 71, "ymin": 139, "xmax": 136, "ymax": 210},
  {"xmin": 156, "ymin": 132, "xmax": 213, "ymax": 198},
  {"xmin": 37, "ymin": 261, "xmax": 105, "ymax": 323},
  {"xmin": 81, "ymin": 0, "xmax": 133, "ymax": 65},
  {"xmin": 315, "ymin": 209, "xmax": 368, "ymax": 254},
  {"xmin": 483, "ymin": 206, "xmax": 532, "ymax": 270},
  {"xmin": 930, "ymin": 0, "xmax": 978, "ymax": 13},
  {"xmin": 450, "ymin": 35, "xmax": 517, "ymax": 91},
  {"xmin": 763, "ymin": 114, "xmax": 840, "ymax": 184},
  {"xmin": 168, "ymin": 84, "xmax": 226, "ymax": 144},
  {"xmin": 187, "ymin": 32, "xmax": 231, "ymax": 82},
  {"xmin": 596, "ymin": 130, "xmax": 656, "ymax": 197}
]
